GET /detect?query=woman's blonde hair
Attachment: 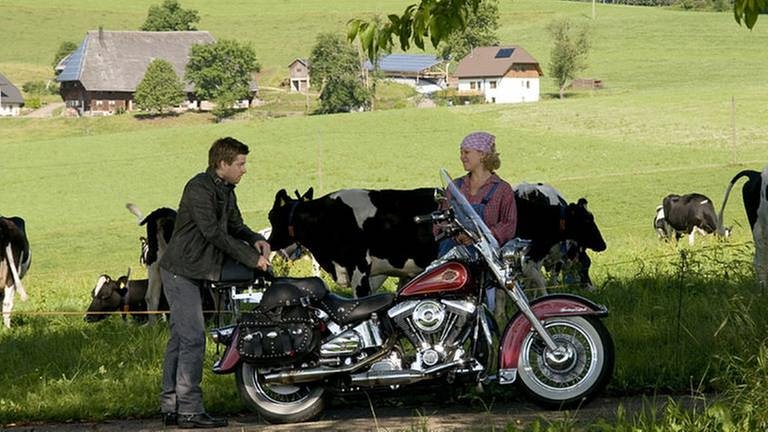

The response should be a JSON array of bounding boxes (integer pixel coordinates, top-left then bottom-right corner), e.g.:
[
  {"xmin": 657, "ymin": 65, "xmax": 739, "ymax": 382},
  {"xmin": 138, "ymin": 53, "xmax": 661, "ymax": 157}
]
[{"xmin": 482, "ymin": 150, "xmax": 501, "ymax": 172}]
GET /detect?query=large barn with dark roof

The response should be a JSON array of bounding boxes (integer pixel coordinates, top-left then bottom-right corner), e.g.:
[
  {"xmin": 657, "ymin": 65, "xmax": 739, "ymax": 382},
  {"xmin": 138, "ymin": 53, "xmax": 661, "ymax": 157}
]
[{"xmin": 57, "ymin": 30, "xmax": 258, "ymax": 115}]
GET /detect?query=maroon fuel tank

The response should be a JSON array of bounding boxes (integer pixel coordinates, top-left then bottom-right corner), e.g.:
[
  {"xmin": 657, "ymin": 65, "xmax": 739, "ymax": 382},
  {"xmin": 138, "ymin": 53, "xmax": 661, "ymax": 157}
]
[{"xmin": 398, "ymin": 262, "xmax": 474, "ymax": 297}]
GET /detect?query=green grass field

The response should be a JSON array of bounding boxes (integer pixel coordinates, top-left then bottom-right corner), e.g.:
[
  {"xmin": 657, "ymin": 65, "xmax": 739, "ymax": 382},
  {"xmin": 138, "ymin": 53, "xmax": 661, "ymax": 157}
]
[{"xmin": 2, "ymin": 0, "xmax": 768, "ymax": 426}]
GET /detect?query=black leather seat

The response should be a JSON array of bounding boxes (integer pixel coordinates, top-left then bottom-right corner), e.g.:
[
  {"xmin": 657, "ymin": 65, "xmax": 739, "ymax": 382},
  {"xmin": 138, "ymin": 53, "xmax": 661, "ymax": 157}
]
[
  {"xmin": 273, "ymin": 277, "xmax": 328, "ymax": 302},
  {"xmin": 318, "ymin": 293, "xmax": 394, "ymax": 325}
]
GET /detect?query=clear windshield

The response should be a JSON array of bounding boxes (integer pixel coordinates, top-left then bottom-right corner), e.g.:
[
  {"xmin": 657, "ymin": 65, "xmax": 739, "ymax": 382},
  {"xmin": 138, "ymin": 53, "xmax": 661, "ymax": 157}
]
[{"xmin": 440, "ymin": 168, "xmax": 500, "ymax": 251}]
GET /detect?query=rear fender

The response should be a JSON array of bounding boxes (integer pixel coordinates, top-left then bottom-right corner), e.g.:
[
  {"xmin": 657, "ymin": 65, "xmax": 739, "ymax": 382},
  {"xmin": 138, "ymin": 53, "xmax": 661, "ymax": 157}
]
[
  {"xmin": 498, "ymin": 294, "xmax": 607, "ymax": 373},
  {"xmin": 212, "ymin": 328, "xmax": 241, "ymax": 374}
]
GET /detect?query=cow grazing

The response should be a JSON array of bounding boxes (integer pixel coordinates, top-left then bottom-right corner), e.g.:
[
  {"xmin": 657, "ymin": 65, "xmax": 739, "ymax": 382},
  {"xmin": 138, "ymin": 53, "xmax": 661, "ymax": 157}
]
[
  {"xmin": 84, "ymin": 274, "xmax": 169, "ymax": 323},
  {"xmin": 717, "ymin": 167, "xmax": 768, "ymax": 284},
  {"xmin": 1, "ymin": 216, "xmax": 31, "ymax": 329},
  {"xmin": 654, "ymin": 205, "xmax": 671, "ymax": 239},
  {"xmin": 656, "ymin": 193, "xmax": 728, "ymax": 246},
  {"xmin": 268, "ymin": 187, "xmax": 439, "ymax": 297},
  {"xmin": 126, "ymin": 204, "xmax": 176, "ymax": 323}
]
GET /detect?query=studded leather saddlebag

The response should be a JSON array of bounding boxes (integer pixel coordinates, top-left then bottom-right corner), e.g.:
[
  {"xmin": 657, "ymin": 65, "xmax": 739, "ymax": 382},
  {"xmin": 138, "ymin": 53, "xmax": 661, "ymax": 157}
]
[{"xmin": 236, "ymin": 283, "xmax": 320, "ymax": 365}]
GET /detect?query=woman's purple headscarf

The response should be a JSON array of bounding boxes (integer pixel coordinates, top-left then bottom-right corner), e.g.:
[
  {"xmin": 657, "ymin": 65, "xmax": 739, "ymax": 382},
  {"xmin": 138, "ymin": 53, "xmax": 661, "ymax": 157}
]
[{"xmin": 460, "ymin": 132, "xmax": 496, "ymax": 153}]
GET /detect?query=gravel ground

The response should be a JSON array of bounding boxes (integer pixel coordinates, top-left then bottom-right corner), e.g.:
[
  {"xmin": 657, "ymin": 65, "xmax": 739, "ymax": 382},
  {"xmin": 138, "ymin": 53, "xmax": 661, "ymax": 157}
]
[{"xmin": 2, "ymin": 393, "xmax": 707, "ymax": 432}]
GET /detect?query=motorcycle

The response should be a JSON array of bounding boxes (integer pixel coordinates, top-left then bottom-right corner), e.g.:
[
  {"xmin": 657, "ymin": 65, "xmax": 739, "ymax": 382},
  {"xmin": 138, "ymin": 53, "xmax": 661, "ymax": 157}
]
[{"xmin": 209, "ymin": 168, "xmax": 614, "ymax": 424}]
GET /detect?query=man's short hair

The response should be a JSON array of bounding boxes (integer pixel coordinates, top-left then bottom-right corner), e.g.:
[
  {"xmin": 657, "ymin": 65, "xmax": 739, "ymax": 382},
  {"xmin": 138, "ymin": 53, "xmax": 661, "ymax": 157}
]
[{"xmin": 208, "ymin": 137, "xmax": 249, "ymax": 170}]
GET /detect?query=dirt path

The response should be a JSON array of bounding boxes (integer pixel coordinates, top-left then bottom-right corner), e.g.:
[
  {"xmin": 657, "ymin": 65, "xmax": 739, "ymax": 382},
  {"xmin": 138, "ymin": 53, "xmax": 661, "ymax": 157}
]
[
  {"xmin": 24, "ymin": 102, "xmax": 65, "ymax": 118},
  {"xmin": 3, "ymin": 394, "xmax": 705, "ymax": 432}
]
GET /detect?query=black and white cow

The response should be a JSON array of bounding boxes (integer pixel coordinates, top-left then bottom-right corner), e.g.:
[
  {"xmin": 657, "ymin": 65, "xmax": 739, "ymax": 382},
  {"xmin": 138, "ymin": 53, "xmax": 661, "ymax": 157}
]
[
  {"xmin": 84, "ymin": 274, "xmax": 169, "ymax": 323},
  {"xmin": 126, "ymin": 204, "xmax": 176, "ymax": 324},
  {"xmin": 514, "ymin": 185, "xmax": 606, "ymax": 295},
  {"xmin": 655, "ymin": 193, "xmax": 728, "ymax": 246},
  {"xmin": 717, "ymin": 167, "xmax": 768, "ymax": 284},
  {"xmin": 268, "ymin": 187, "xmax": 440, "ymax": 297},
  {"xmin": 268, "ymin": 185, "xmax": 606, "ymax": 297},
  {"xmin": 1, "ymin": 216, "xmax": 31, "ymax": 329}
]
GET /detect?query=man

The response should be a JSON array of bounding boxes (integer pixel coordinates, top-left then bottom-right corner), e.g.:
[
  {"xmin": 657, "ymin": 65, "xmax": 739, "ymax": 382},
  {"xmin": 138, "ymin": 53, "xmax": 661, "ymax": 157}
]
[{"xmin": 159, "ymin": 137, "xmax": 270, "ymax": 428}]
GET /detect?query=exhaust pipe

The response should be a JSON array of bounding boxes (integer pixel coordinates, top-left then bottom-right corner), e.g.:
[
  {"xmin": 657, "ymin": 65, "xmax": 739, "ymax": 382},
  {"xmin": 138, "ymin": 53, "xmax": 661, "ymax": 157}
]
[
  {"xmin": 263, "ymin": 351, "xmax": 465, "ymax": 387},
  {"xmin": 349, "ymin": 360, "xmax": 464, "ymax": 387},
  {"xmin": 263, "ymin": 339, "xmax": 396, "ymax": 384}
]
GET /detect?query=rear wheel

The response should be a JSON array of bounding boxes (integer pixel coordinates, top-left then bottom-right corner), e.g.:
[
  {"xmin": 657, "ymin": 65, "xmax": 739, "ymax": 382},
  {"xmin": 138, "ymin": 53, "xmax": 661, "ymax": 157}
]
[
  {"xmin": 517, "ymin": 316, "xmax": 614, "ymax": 408},
  {"xmin": 235, "ymin": 363, "xmax": 325, "ymax": 424}
]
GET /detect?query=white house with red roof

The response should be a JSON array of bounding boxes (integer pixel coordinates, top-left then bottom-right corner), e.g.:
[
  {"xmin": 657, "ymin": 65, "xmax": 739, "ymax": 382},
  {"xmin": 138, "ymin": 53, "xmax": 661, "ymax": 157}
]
[{"xmin": 454, "ymin": 46, "xmax": 542, "ymax": 104}]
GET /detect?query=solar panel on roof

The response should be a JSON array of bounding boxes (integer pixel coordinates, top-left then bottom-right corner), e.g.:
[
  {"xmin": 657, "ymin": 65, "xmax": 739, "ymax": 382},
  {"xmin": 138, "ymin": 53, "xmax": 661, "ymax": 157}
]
[
  {"xmin": 57, "ymin": 39, "xmax": 87, "ymax": 82},
  {"xmin": 495, "ymin": 48, "xmax": 514, "ymax": 58},
  {"xmin": 365, "ymin": 54, "xmax": 441, "ymax": 73}
]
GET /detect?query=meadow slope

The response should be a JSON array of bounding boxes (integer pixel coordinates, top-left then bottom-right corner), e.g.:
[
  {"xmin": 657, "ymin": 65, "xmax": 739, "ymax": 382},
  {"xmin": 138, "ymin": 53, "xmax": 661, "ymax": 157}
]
[{"xmin": 1, "ymin": 0, "xmax": 768, "ymax": 424}]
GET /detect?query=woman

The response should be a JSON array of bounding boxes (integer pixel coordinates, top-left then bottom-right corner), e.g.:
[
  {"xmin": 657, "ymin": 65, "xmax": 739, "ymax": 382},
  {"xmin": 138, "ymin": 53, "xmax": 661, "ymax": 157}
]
[{"xmin": 437, "ymin": 131, "xmax": 517, "ymax": 256}]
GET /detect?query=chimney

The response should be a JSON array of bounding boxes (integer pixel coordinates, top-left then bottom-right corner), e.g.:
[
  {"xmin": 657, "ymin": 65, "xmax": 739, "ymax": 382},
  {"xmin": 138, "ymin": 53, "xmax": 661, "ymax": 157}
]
[{"xmin": 98, "ymin": 26, "xmax": 105, "ymax": 47}]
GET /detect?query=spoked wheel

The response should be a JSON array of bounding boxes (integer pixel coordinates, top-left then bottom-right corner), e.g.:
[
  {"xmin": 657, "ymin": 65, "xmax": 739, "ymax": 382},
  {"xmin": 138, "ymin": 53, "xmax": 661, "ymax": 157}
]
[
  {"xmin": 236, "ymin": 362, "xmax": 325, "ymax": 424},
  {"xmin": 517, "ymin": 316, "xmax": 614, "ymax": 409}
]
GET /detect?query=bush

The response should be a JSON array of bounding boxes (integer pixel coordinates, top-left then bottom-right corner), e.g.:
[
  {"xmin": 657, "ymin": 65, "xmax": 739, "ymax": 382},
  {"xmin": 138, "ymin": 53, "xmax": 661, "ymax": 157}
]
[
  {"xmin": 22, "ymin": 80, "xmax": 48, "ymax": 96},
  {"xmin": 433, "ymin": 88, "xmax": 485, "ymax": 106},
  {"xmin": 25, "ymin": 97, "xmax": 42, "ymax": 109}
]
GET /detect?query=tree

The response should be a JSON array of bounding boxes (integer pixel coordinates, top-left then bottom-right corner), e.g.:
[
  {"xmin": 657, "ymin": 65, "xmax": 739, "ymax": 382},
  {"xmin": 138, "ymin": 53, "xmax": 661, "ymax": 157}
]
[
  {"xmin": 348, "ymin": 0, "xmax": 763, "ymax": 64},
  {"xmin": 185, "ymin": 39, "xmax": 260, "ymax": 118},
  {"xmin": 734, "ymin": 0, "xmax": 767, "ymax": 28},
  {"xmin": 348, "ymin": 0, "xmax": 482, "ymax": 62},
  {"xmin": 547, "ymin": 18, "xmax": 591, "ymax": 100},
  {"xmin": 438, "ymin": 0, "xmax": 499, "ymax": 62},
  {"xmin": 317, "ymin": 76, "xmax": 371, "ymax": 114},
  {"xmin": 52, "ymin": 41, "xmax": 78, "ymax": 70},
  {"xmin": 309, "ymin": 33, "xmax": 361, "ymax": 94},
  {"xmin": 134, "ymin": 59, "xmax": 185, "ymax": 114},
  {"xmin": 309, "ymin": 33, "xmax": 371, "ymax": 114},
  {"xmin": 141, "ymin": 0, "xmax": 199, "ymax": 31}
]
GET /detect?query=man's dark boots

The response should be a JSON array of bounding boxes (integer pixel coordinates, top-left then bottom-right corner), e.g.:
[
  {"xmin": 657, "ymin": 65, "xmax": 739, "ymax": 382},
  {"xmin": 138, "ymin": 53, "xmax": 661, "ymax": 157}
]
[{"xmin": 178, "ymin": 412, "xmax": 228, "ymax": 429}]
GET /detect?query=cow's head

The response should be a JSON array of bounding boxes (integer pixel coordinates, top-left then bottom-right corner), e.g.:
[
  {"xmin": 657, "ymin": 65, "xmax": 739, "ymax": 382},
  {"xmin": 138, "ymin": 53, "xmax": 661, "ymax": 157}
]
[
  {"xmin": 564, "ymin": 198, "xmax": 607, "ymax": 252},
  {"xmin": 84, "ymin": 274, "xmax": 128, "ymax": 322},
  {"xmin": 267, "ymin": 187, "xmax": 313, "ymax": 250}
]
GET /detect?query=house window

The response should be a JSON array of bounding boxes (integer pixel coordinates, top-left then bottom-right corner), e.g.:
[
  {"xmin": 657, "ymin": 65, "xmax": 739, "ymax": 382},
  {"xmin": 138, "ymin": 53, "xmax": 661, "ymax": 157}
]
[
  {"xmin": 491, "ymin": 97, "xmax": 496, "ymax": 103},
  {"xmin": 490, "ymin": 81, "xmax": 497, "ymax": 89},
  {"xmin": 526, "ymin": 80, "xmax": 530, "ymax": 89},
  {"xmin": 470, "ymin": 81, "xmax": 476, "ymax": 90},
  {"xmin": 109, "ymin": 100, "xmax": 115, "ymax": 105}
]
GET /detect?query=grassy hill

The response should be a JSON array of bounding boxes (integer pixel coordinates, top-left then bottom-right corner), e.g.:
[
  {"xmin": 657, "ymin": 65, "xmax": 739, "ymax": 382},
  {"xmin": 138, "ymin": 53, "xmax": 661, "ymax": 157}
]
[{"xmin": 1, "ymin": 0, "xmax": 768, "ymax": 424}]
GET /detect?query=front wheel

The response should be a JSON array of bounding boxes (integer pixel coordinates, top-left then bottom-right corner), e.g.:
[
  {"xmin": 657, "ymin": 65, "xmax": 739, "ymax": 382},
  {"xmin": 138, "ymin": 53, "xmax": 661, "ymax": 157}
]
[
  {"xmin": 235, "ymin": 362, "xmax": 325, "ymax": 424},
  {"xmin": 517, "ymin": 315, "xmax": 614, "ymax": 409}
]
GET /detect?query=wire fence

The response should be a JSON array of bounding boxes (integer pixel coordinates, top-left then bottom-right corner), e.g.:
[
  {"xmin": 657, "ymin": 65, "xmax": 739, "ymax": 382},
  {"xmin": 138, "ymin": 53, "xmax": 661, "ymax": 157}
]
[{"xmin": 9, "ymin": 160, "xmax": 765, "ymax": 319}]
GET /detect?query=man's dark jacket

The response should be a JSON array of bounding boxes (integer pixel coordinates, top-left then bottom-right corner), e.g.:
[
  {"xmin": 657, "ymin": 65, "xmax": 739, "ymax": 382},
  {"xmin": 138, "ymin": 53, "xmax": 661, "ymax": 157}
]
[{"xmin": 160, "ymin": 168, "xmax": 264, "ymax": 281}]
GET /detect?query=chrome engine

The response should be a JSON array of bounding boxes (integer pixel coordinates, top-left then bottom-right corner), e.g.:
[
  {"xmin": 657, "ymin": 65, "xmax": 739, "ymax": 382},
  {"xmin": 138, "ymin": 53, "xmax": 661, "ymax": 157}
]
[
  {"xmin": 318, "ymin": 314, "xmax": 384, "ymax": 363},
  {"xmin": 387, "ymin": 299, "xmax": 476, "ymax": 370}
]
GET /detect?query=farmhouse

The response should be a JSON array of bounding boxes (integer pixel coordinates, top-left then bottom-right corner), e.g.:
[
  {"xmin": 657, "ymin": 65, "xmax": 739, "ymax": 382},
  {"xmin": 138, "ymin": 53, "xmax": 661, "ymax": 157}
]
[
  {"xmin": 288, "ymin": 58, "xmax": 310, "ymax": 93},
  {"xmin": 364, "ymin": 54, "xmax": 446, "ymax": 94},
  {"xmin": 57, "ymin": 30, "xmax": 258, "ymax": 115},
  {"xmin": 0, "ymin": 73, "xmax": 24, "ymax": 117},
  {"xmin": 454, "ymin": 46, "xmax": 542, "ymax": 104}
]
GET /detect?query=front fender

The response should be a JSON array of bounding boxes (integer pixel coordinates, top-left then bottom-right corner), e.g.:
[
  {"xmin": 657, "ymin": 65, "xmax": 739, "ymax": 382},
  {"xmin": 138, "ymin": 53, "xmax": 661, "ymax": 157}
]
[{"xmin": 498, "ymin": 294, "xmax": 608, "ymax": 371}]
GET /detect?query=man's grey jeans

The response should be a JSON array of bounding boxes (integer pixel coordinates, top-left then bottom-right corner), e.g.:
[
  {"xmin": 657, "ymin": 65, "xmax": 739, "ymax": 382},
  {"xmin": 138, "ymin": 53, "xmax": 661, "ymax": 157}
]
[{"xmin": 159, "ymin": 268, "xmax": 206, "ymax": 415}]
